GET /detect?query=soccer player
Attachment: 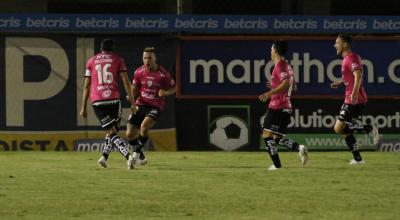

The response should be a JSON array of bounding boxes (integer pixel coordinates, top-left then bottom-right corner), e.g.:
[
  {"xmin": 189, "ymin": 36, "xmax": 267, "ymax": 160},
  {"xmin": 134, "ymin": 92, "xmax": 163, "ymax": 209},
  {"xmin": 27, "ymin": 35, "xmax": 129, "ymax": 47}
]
[
  {"xmin": 126, "ymin": 47, "xmax": 176, "ymax": 165},
  {"xmin": 330, "ymin": 34, "xmax": 380, "ymax": 165},
  {"xmin": 259, "ymin": 40, "xmax": 308, "ymax": 171},
  {"xmin": 80, "ymin": 39, "xmax": 137, "ymax": 169}
]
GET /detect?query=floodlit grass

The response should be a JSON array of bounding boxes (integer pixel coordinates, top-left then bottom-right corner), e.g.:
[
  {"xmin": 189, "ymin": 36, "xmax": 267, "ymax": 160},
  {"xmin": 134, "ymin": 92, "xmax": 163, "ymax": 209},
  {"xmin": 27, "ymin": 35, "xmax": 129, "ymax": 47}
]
[{"xmin": 0, "ymin": 151, "xmax": 399, "ymax": 220}]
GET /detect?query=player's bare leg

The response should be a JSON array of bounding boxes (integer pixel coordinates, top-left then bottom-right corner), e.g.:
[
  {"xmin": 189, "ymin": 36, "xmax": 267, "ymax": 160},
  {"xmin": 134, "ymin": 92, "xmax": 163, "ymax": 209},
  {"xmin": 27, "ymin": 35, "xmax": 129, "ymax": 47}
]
[
  {"xmin": 133, "ymin": 116, "xmax": 156, "ymax": 165},
  {"xmin": 126, "ymin": 123, "xmax": 147, "ymax": 165}
]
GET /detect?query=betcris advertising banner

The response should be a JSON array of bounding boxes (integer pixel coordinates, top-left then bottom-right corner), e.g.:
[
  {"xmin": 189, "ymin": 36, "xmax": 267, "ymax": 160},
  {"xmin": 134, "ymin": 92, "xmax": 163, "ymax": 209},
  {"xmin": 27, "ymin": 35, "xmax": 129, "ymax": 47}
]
[
  {"xmin": 0, "ymin": 35, "xmax": 177, "ymax": 151},
  {"xmin": 0, "ymin": 14, "xmax": 399, "ymax": 34},
  {"xmin": 177, "ymin": 36, "xmax": 400, "ymax": 98}
]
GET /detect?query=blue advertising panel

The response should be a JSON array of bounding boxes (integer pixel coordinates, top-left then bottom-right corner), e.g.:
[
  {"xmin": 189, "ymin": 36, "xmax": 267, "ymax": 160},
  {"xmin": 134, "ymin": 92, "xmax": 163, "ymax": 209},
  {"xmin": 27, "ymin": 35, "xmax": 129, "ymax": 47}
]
[
  {"xmin": 177, "ymin": 36, "xmax": 400, "ymax": 98},
  {"xmin": 0, "ymin": 14, "xmax": 399, "ymax": 34}
]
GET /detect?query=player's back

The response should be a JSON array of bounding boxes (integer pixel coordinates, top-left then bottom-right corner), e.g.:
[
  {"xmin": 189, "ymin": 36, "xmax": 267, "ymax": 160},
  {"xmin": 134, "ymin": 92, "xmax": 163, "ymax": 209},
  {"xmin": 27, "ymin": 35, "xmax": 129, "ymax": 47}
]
[{"xmin": 86, "ymin": 52, "xmax": 127, "ymax": 104}]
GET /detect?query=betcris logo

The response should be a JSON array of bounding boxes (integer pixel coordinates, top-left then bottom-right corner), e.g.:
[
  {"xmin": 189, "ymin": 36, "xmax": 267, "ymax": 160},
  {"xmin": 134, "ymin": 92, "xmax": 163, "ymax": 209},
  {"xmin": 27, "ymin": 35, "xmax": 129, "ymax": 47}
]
[{"xmin": 178, "ymin": 38, "xmax": 400, "ymax": 98}]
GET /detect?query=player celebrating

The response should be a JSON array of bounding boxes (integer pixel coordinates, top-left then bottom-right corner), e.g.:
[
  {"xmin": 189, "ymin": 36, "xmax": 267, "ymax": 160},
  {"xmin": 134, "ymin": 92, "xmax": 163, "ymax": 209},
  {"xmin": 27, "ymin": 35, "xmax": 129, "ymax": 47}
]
[
  {"xmin": 331, "ymin": 34, "xmax": 379, "ymax": 165},
  {"xmin": 259, "ymin": 40, "xmax": 308, "ymax": 171},
  {"xmin": 80, "ymin": 39, "xmax": 136, "ymax": 169},
  {"xmin": 126, "ymin": 47, "xmax": 176, "ymax": 165}
]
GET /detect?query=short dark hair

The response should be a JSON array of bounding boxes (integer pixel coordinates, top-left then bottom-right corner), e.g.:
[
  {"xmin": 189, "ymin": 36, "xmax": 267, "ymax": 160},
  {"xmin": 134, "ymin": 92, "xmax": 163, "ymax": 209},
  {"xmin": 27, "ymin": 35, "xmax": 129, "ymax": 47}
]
[
  {"xmin": 272, "ymin": 40, "xmax": 288, "ymax": 56},
  {"xmin": 101, "ymin": 39, "xmax": 115, "ymax": 52},
  {"xmin": 338, "ymin": 34, "xmax": 352, "ymax": 46},
  {"xmin": 143, "ymin": 46, "xmax": 156, "ymax": 53}
]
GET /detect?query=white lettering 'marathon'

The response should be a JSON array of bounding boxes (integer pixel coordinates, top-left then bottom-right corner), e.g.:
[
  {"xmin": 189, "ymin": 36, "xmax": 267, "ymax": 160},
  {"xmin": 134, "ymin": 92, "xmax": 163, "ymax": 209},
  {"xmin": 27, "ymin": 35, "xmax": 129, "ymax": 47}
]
[{"xmin": 189, "ymin": 54, "xmax": 400, "ymax": 84}]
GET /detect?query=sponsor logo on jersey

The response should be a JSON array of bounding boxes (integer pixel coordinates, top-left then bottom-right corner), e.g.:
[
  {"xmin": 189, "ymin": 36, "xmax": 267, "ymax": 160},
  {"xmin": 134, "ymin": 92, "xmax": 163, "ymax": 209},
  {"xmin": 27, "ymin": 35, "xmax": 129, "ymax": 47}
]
[{"xmin": 102, "ymin": 90, "xmax": 111, "ymax": 98}]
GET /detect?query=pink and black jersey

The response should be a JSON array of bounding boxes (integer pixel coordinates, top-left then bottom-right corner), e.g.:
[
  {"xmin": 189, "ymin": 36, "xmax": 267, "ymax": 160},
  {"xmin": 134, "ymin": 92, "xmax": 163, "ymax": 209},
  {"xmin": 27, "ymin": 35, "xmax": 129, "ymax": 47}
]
[
  {"xmin": 341, "ymin": 52, "xmax": 367, "ymax": 104},
  {"xmin": 85, "ymin": 52, "xmax": 127, "ymax": 104},
  {"xmin": 132, "ymin": 65, "xmax": 175, "ymax": 110},
  {"xmin": 268, "ymin": 60, "xmax": 294, "ymax": 110}
]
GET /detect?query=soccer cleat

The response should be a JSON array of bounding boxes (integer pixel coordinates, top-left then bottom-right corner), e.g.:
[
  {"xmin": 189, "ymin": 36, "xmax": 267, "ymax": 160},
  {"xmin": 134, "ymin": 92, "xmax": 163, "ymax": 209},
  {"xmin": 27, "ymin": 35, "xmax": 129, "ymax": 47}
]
[
  {"xmin": 127, "ymin": 154, "xmax": 135, "ymax": 169},
  {"xmin": 267, "ymin": 164, "xmax": 281, "ymax": 171},
  {"xmin": 298, "ymin": 145, "xmax": 309, "ymax": 166},
  {"xmin": 349, "ymin": 159, "xmax": 365, "ymax": 165},
  {"xmin": 134, "ymin": 152, "xmax": 148, "ymax": 165},
  {"xmin": 130, "ymin": 152, "xmax": 144, "ymax": 165},
  {"xmin": 97, "ymin": 156, "xmax": 107, "ymax": 168},
  {"xmin": 370, "ymin": 125, "xmax": 380, "ymax": 145}
]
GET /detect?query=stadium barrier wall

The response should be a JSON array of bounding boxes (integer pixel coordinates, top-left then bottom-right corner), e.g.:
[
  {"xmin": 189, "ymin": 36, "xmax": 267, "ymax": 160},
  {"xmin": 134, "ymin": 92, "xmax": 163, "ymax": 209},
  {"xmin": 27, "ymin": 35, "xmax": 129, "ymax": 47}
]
[
  {"xmin": 176, "ymin": 36, "xmax": 400, "ymax": 151},
  {"xmin": 176, "ymin": 99, "xmax": 400, "ymax": 151},
  {"xmin": 0, "ymin": 35, "xmax": 178, "ymax": 151},
  {"xmin": 1, "ymin": 35, "xmax": 399, "ymax": 151}
]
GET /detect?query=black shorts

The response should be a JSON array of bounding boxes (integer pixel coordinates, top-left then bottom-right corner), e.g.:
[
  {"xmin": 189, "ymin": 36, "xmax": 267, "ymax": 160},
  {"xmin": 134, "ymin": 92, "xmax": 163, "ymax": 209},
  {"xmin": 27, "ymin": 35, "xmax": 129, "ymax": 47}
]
[
  {"xmin": 128, "ymin": 105, "xmax": 161, "ymax": 127},
  {"xmin": 262, "ymin": 108, "xmax": 292, "ymax": 135},
  {"xmin": 338, "ymin": 103, "xmax": 366, "ymax": 123},
  {"xmin": 92, "ymin": 101, "xmax": 122, "ymax": 130}
]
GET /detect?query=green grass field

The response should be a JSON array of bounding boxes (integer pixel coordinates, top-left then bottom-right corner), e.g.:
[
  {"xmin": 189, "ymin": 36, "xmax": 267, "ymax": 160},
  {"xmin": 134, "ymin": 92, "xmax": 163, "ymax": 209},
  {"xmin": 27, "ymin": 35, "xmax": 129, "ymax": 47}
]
[{"xmin": 0, "ymin": 151, "xmax": 399, "ymax": 220}]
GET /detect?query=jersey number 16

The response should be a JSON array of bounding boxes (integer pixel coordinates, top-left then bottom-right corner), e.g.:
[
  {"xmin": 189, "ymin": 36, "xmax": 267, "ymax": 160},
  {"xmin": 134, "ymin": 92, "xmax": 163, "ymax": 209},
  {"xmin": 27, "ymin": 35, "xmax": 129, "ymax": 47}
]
[{"xmin": 95, "ymin": 63, "xmax": 113, "ymax": 84}]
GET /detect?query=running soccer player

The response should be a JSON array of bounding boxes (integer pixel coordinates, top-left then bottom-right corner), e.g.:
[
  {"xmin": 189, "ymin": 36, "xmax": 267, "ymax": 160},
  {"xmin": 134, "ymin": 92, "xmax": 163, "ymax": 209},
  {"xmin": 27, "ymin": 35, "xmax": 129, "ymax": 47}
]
[
  {"xmin": 331, "ymin": 34, "xmax": 380, "ymax": 165},
  {"xmin": 259, "ymin": 40, "xmax": 308, "ymax": 171},
  {"xmin": 80, "ymin": 39, "xmax": 136, "ymax": 169},
  {"xmin": 126, "ymin": 47, "xmax": 176, "ymax": 165}
]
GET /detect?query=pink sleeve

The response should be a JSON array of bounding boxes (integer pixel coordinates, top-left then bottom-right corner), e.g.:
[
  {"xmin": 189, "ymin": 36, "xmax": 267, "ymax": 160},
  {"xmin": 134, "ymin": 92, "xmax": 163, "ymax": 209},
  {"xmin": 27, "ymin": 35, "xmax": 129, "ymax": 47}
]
[
  {"xmin": 350, "ymin": 57, "xmax": 361, "ymax": 72},
  {"xmin": 278, "ymin": 64, "xmax": 289, "ymax": 82},
  {"xmin": 132, "ymin": 70, "xmax": 140, "ymax": 86},
  {"xmin": 162, "ymin": 69, "xmax": 175, "ymax": 89},
  {"xmin": 86, "ymin": 58, "xmax": 92, "ymax": 70}
]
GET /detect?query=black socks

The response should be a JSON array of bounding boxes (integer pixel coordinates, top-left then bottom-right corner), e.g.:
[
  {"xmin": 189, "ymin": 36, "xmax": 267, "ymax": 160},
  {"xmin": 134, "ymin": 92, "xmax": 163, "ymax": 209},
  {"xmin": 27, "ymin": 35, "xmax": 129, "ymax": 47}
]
[
  {"xmin": 345, "ymin": 135, "xmax": 362, "ymax": 161},
  {"xmin": 264, "ymin": 137, "xmax": 281, "ymax": 168},
  {"xmin": 109, "ymin": 132, "xmax": 130, "ymax": 160},
  {"xmin": 275, "ymin": 137, "xmax": 300, "ymax": 151}
]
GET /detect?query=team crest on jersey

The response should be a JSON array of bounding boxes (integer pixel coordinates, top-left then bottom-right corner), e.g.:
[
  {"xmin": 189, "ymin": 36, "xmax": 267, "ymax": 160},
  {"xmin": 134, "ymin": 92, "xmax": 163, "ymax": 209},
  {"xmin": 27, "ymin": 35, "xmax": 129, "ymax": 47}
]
[
  {"xmin": 102, "ymin": 90, "xmax": 112, "ymax": 98},
  {"xmin": 147, "ymin": 80, "xmax": 153, "ymax": 87}
]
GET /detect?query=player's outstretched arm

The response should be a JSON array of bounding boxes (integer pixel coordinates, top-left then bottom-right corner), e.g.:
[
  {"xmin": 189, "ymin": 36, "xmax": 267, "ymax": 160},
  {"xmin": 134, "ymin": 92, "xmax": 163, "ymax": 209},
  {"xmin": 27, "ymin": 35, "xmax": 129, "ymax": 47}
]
[
  {"xmin": 330, "ymin": 80, "xmax": 344, "ymax": 89},
  {"xmin": 80, "ymin": 77, "xmax": 91, "ymax": 118}
]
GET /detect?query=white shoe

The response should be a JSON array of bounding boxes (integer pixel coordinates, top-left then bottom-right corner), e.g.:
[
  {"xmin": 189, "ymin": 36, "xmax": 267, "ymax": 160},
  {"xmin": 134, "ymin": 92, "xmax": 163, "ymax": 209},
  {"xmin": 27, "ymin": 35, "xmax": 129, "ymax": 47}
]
[
  {"xmin": 135, "ymin": 158, "xmax": 148, "ymax": 165},
  {"xmin": 127, "ymin": 155, "xmax": 135, "ymax": 170},
  {"xmin": 349, "ymin": 159, "xmax": 365, "ymax": 165},
  {"xmin": 298, "ymin": 145, "xmax": 309, "ymax": 166},
  {"xmin": 267, "ymin": 164, "xmax": 280, "ymax": 171},
  {"xmin": 134, "ymin": 152, "xmax": 148, "ymax": 165},
  {"xmin": 97, "ymin": 156, "xmax": 107, "ymax": 168},
  {"xmin": 370, "ymin": 125, "xmax": 380, "ymax": 145}
]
